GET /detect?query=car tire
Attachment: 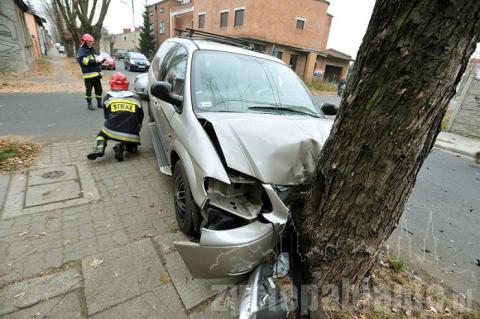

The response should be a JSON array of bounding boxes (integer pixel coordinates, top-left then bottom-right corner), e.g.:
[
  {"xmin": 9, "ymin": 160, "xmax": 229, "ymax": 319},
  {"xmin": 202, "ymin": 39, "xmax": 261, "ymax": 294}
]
[{"xmin": 173, "ymin": 161, "xmax": 200, "ymax": 236}]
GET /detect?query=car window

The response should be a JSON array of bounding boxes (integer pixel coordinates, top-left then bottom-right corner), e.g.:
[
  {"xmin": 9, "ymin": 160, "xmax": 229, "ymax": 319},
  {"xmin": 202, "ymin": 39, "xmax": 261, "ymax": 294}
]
[
  {"xmin": 163, "ymin": 46, "xmax": 188, "ymax": 96},
  {"xmin": 130, "ymin": 52, "xmax": 147, "ymax": 60},
  {"xmin": 152, "ymin": 41, "xmax": 176, "ymax": 80},
  {"xmin": 192, "ymin": 51, "xmax": 321, "ymax": 117}
]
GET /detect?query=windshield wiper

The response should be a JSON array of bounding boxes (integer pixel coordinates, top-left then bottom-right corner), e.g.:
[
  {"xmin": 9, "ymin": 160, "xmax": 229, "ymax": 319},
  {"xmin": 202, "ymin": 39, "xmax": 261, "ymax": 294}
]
[{"xmin": 248, "ymin": 105, "xmax": 320, "ymax": 118}]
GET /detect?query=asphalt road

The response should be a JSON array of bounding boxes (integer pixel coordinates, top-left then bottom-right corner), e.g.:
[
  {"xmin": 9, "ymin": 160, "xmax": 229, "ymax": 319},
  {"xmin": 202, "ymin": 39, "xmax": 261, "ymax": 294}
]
[
  {"xmin": 1, "ymin": 73, "xmax": 479, "ymax": 304},
  {"xmin": 0, "ymin": 60, "xmax": 152, "ymax": 145},
  {"xmin": 390, "ymin": 149, "xmax": 480, "ymax": 305}
]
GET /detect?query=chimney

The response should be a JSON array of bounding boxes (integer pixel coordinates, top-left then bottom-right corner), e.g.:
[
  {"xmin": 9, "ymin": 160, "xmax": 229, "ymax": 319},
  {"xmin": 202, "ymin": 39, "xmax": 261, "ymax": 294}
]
[{"xmin": 123, "ymin": 28, "xmax": 131, "ymax": 33}]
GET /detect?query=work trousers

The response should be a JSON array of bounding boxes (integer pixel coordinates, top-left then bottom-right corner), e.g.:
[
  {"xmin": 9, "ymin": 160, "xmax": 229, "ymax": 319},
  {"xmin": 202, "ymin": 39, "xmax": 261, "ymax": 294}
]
[
  {"xmin": 96, "ymin": 131, "xmax": 137, "ymax": 153},
  {"xmin": 84, "ymin": 76, "xmax": 103, "ymax": 105}
]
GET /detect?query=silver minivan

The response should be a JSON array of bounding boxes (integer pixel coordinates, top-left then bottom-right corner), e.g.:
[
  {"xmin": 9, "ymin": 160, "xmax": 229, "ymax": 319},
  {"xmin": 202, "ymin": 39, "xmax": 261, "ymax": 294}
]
[{"xmin": 147, "ymin": 36, "xmax": 335, "ymax": 278}]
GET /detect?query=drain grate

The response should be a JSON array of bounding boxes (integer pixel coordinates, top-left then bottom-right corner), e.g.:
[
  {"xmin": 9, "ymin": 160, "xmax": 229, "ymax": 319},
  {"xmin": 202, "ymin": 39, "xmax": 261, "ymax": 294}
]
[{"xmin": 42, "ymin": 170, "xmax": 66, "ymax": 179}]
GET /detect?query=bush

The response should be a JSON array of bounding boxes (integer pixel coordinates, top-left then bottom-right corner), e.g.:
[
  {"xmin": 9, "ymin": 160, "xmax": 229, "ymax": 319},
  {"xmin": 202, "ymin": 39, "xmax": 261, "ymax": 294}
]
[
  {"xmin": 306, "ymin": 80, "xmax": 338, "ymax": 93},
  {"xmin": 387, "ymin": 257, "xmax": 405, "ymax": 272}
]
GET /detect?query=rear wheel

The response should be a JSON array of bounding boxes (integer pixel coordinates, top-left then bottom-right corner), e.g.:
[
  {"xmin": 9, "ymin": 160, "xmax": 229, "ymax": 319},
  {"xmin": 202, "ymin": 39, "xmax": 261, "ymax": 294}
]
[{"xmin": 173, "ymin": 161, "xmax": 200, "ymax": 235}]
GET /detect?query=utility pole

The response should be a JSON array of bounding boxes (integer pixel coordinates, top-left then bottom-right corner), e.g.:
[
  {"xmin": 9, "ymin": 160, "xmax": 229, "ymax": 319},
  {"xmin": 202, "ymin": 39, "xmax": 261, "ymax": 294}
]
[{"xmin": 131, "ymin": 0, "xmax": 136, "ymax": 50}]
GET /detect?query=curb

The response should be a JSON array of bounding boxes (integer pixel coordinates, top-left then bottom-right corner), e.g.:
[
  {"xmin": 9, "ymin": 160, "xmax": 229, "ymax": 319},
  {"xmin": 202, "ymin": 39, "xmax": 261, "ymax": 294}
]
[{"xmin": 433, "ymin": 142, "xmax": 476, "ymax": 159}]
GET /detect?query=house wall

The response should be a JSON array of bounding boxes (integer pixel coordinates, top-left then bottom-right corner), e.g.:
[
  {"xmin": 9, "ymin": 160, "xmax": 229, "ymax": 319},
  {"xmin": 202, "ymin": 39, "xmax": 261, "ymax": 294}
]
[
  {"xmin": 146, "ymin": 0, "xmax": 351, "ymax": 82},
  {"xmin": 149, "ymin": 0, "xmax": 173, "ymax": 49},
  {"xmin": 24, "ymin": 12, "xmax": 42, "ymax": 59},
  {"xmin": 0, "ymin": 0, "xmax": 34, "ymax": 72},
  {"xmin": 112, "ymin": 31, "xmax": 140, "ymax": 51},
  {"xmin": 191, "ymin": 0, "xmax": 331, "ymax": 51}
]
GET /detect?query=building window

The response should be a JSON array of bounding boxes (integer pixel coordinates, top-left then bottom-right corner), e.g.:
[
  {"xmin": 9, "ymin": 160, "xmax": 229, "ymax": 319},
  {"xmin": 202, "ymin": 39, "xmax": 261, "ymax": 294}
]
[
  {"xmin": 220, "ymin": 11, "xmax": 229, "ymax": 28},
  {"xmin": 296, "ymin": 18, "xmax": 305, "ymax": 30},
  {"xmin": 198, "ymin": 13, "xmax": 205, "ymax": 29},
  {"xmin": 273, "ymin": 50, "xmax": 283, "ymax": 60},
  {"xmin": 234, "ymin": 9, "xmax": 244, "ymax": 27},
  {"xmin": 159, "ymin": 21, "xmax": 165, "ymax": 34},
  {"xmin": 290, "ymin": 54, "xmax": 298, "ymax": 70},
  {"xmin": 123, "ymin": 35, "xmax": 127, "ymax": 41},
  {"xmin": 159, "ymin": 7, "xmax": 165, "ymax": 13}
]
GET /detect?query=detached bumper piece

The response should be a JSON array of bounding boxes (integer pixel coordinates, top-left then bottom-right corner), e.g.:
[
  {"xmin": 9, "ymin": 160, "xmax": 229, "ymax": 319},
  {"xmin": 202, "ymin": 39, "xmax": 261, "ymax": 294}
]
[
  {"xmin": 174, "ymin": 221, "xmax": 275, "ymax": 278},
  {"xmin": 239, "ymin": 263, "xmax": 289, "ymax": 319}
]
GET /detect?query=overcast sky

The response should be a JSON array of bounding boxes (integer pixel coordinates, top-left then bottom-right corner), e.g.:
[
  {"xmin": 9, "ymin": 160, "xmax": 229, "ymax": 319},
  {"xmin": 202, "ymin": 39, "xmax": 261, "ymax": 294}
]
[{"xmin": 35, "ymin": 0, "xmax": 376, "ymax": 58}]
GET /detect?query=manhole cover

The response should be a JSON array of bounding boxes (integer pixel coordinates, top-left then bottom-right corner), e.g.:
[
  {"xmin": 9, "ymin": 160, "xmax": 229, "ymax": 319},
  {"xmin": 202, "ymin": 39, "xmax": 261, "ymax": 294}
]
[{"xmin": 42, "ymin": 170, "xmax": 66, "ymax": 179}]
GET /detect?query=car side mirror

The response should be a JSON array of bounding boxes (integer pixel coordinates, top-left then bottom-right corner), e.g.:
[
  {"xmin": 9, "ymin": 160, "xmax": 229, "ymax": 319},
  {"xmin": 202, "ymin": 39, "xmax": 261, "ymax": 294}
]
[
  {"xmin": 150, "ymin": 81, "xmax": 183, "ymax": 110},
  {"xmin": 321, "ymin": 102, "xmax": 338, "ymax": 116}
]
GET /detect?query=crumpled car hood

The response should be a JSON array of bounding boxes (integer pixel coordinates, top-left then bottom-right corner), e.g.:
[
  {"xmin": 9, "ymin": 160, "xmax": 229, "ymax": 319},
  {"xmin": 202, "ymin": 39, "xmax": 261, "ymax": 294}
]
[{"xmin": 197, "ymin": 112, "xmax": 333, "ymax": 185}]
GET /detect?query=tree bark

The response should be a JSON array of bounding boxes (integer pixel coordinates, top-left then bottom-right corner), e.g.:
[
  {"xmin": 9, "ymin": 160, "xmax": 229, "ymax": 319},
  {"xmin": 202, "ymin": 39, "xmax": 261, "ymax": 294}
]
[{"xmin": 300, "ymin": 0, "xmax": 480, "ymax": 300}]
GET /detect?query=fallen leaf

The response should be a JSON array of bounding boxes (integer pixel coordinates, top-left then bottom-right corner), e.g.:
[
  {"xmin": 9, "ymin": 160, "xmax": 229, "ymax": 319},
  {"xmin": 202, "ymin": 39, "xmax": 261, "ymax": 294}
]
[
  {"xmin": 132, "ymin": 193, "xmax": 140, "ymax": 198},
  {"xmin": 114, "ymin": 272, "xmax": 119, "ymax": 278},
  {"xmin": 89, "ymin": 258, "xmax": 104, "ymax": 269},
  {"xmin": 160, "ymin": 272, "xmax": 170, "ymax": 284},
  {"xmin": 16, "ymin": 231, "xmax": 29, "ymax": 237}
]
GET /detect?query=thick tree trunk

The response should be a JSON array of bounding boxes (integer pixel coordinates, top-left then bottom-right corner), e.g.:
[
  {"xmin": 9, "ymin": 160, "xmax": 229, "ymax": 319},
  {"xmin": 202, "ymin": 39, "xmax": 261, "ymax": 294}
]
[{"xmin": 301, "ymin": 0, "xmax": 480, "ymax": 299}]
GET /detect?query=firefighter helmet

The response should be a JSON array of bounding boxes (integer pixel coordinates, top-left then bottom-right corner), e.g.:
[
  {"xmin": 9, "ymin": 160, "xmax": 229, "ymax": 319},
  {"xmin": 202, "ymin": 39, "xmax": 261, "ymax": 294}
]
[
  {"xmin": 110, "ymin": 72, "xmax": 129, "ymax": 91},
  {"xmin": 81, "ymin": 33, "xmax": 94, "ymax": 45}
]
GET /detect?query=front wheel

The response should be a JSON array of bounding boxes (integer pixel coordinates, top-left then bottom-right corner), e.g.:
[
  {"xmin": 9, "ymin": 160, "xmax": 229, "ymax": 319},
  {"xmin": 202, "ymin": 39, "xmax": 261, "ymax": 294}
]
[{"xmin": 173, "ymin": 161, "xmax": 200, "ymax": 235}]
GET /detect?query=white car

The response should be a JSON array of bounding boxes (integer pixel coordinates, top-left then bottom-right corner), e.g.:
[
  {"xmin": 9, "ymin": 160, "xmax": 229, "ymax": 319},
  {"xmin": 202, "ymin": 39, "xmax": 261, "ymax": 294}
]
[
  {"xmin": 133, "ymin": 73, "xmax": 148, "ymax": 98},
  {"xmin": 147, "ymin": 36, "xmax": 336, "ymax": 279}
]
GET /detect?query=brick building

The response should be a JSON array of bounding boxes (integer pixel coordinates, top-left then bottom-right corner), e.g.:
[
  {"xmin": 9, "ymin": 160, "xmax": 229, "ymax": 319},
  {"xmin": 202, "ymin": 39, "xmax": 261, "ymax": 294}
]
[
  {"xmin": 112, "ymin": 27, "xmax": 140, "ymax": 52},
  {"xmin": 147, "ymin": 0, "xmax": 352, "ymax": 82}
]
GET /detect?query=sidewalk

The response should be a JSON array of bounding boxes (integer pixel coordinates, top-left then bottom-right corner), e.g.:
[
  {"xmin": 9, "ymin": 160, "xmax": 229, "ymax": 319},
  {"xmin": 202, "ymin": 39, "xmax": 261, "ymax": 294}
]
[
  {"xmin": 434, "ymin": 131, "xmax": 480, "ymax": 158},
  {"xmin": 0, "ymin": 142, "xmax": 240, "ymax": 318}
]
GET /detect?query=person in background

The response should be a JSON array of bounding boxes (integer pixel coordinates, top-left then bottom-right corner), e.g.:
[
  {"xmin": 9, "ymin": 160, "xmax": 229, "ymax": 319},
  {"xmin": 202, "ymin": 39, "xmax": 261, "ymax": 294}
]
[
  {"xmin": 87, "ymin": 72, "xmax": 144, "ymax": 162},
  {"xmin": 337, "ymin": 78, "xmax": 346, "ymax": 97},
  {"xmin": 77, "ymin": 33, "xmax": 104, "ymax": 110}
]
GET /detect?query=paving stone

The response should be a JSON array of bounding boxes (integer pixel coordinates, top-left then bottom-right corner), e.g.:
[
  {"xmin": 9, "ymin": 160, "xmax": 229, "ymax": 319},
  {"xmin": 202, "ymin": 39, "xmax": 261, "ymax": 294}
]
[
  {"xmin": 91, "ymin": 284, "xmax": 187, "ymax": 319},
  {"xmin": 0, "ymin": 268, "xmax": 82, "ymax": 316},
  {"xmin": 164, "ymin": 252, "xmax": 240, "ymax": 310},
  {"xmin": 25, "ymin": 180, "xmax": 82, "ymax": 207},
  {"xmin": 0, "ymin": 175, "xmax": 10, "ymax": 214},
  {"xmin": 0, "ymin": 291, "xmax": 84, "ymax": 319},
  {"xmin": 153, "ymin": 228, "xmax": 189, "ymax": 255},
  {"xmin": 27, "ymin": 164, "xmax": 78, "ymax": 186},
  {"xmin": 82, "ymin": 239, "xmax": 165, "ymax": 315},
  {"xmin": 2, "ymin": 163, "xmax": 100, "ymax": 219},
  {"xmin": 189, "ymin": 286, "xmax": 242, "ymax": 319}
]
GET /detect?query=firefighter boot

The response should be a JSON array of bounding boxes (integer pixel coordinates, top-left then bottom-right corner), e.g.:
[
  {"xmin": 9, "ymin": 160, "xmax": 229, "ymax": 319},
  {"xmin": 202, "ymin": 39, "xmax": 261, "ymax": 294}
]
[
  {"xmin": 113, "ymin": 143, "xmax": 125, "ymax": 162},
  {"xmin": 87, "ymin": 137, "xmax": 106, "ymax": 160},
  {"xmin": 125, "ymin": 144, "xmax": 137, "ymax": 154},
  {"xmin": 96, "ymin": 98, "xmax": 103, "ymax": 109},
  {"xmin": 87, "ymin": 101, "xmax": 94, "ymax": 110}
]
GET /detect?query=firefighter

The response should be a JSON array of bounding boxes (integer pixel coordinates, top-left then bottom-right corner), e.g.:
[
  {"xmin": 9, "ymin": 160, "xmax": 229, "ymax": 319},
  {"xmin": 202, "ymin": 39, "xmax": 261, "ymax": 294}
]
[
  {"xmin": 87, "ymin": 72, "xmax": 144, "ymax": 162},
  {"xmin": 77, "ymin": 33, "xmax": 104, "ymax": 110}
]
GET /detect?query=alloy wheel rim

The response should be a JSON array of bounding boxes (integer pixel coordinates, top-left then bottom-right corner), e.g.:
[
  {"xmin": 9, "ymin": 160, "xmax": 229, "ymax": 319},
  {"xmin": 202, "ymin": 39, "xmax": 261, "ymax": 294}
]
[{"xmin": 174, "ymin": 175, "xmax": 187, "ymax": 220}]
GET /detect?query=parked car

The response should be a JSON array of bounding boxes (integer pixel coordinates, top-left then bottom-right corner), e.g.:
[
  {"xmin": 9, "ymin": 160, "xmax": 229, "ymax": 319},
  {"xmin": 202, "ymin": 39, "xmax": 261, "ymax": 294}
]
[
  {"xmin": 58, "ymin": 45, "xmax": 65, "ymax": 54},
  {"xmin": 133, "ymin": 73, "xmax": 148, "ymax": 98},
  {"xmin": 147, "ymin": 37, "xmax": 336, "ymax": 279},
  {"xmin": 114, "ymin": 49, "xmax": 128, "ymax": 60},
  {"xmin": 124, "ymin": 52, "xmax": 150, "ymax": 72},
  {"xmin": 100, "ymin": 52, "xmax": 116, "ymax": 70}
]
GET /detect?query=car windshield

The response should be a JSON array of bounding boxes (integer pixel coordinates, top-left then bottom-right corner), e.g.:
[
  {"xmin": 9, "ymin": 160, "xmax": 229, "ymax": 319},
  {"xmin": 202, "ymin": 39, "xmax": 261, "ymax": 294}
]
[
  {"xmin": 130, "ymin": 53, "xmax": 147, "ymax": 60},
  {"xmin": 192, "ymin": 51, "xmax": 322, "ymax": 117}
]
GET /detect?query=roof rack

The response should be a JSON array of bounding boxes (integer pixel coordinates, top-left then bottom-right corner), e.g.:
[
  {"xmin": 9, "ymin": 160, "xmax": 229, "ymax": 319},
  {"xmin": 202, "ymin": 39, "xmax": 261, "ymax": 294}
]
[{"xmin": 175, "ymin": 28, "xmax": 257, "ymax": 50}]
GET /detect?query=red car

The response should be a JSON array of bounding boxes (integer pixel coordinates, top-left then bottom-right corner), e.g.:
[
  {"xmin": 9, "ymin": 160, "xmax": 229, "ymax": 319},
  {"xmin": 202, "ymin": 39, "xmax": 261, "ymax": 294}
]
[{"xmin": 101, "ymin": 53, "xmax": 116, "ymax": 70}]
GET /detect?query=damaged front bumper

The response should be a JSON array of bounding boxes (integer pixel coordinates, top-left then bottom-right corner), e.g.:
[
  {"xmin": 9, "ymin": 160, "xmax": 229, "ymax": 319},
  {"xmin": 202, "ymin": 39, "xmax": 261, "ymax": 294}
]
[{"xmin": 174, "ymin": 184, "xmax": 289, "ymax": 278}]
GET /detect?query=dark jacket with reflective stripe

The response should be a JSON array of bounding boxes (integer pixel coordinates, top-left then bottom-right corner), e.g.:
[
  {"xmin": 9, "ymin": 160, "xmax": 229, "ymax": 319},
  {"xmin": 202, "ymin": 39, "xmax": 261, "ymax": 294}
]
[
  {"xmin": 101, "ymin": 91, "xmax": 144, "ymax": 144},
  {"xmin": 77, "ymin": 45, "xmax": 102, "ymax": 79}
]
